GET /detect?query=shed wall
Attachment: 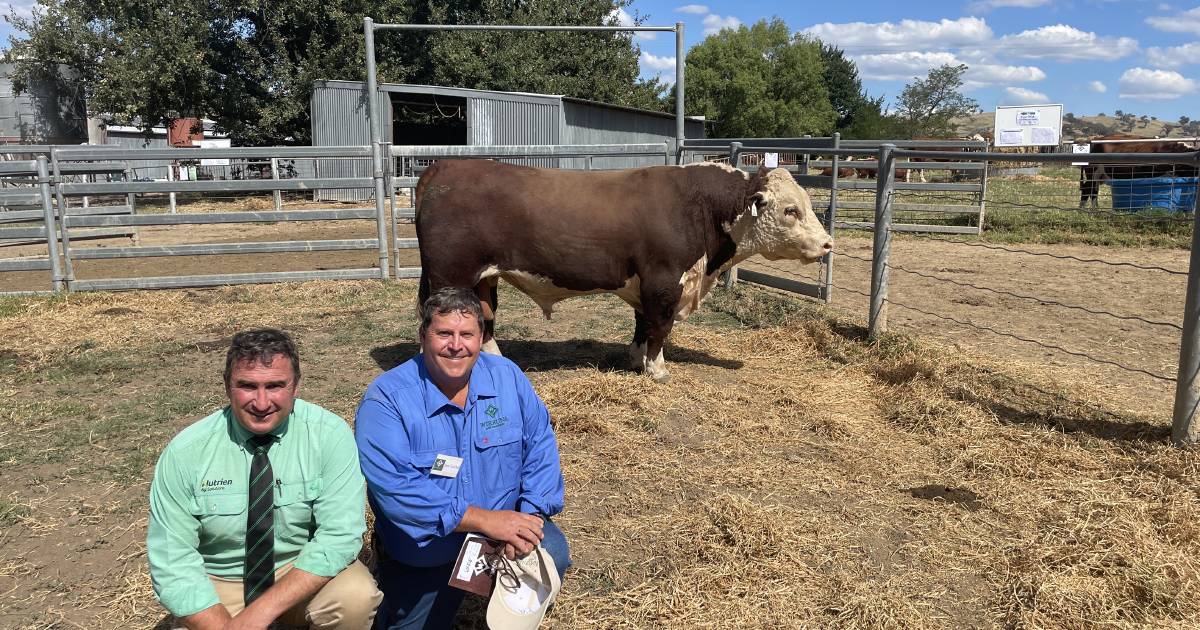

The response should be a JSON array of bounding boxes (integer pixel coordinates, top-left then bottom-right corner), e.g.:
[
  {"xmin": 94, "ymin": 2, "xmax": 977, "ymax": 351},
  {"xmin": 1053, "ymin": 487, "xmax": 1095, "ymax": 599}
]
[
  {"xmin": 310, "ymin": 82, "xmax": 390, "ymax": 201},
  {"xmin": 561, "ymin": 101, "xmax": 703, "ymax": 169},
  {"xmin": 0, "ymin": 63, "xmax": 87, "ymax": 145},
  {"xmin": 467, "ymin": 96, "xmax": 561, "ymax": 167}
]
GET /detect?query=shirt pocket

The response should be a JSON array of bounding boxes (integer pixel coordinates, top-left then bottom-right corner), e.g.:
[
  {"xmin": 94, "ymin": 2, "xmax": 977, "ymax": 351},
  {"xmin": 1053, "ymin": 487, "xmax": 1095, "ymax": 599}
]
[
  {"xmin": 474, "ymin": 429, "xmax": 521, "ymax": 496},
  {"xmin": 275, "ymin": 479, "xmax": 321, "ymax": 542},
  {"xmin": 191, "ymin": 493, "xmax": 247, "ymax": 549}
]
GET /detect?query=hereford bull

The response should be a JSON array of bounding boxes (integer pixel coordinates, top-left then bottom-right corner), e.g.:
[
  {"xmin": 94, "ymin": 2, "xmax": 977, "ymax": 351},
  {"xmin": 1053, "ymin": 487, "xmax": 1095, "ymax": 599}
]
[
  {"xmin": 1079, "ymin": 134, "xmax": 1198, "ymax": 208},
  {"xmin": 415, "ymin": 160, "xmax": 833, "ymax": 382}
]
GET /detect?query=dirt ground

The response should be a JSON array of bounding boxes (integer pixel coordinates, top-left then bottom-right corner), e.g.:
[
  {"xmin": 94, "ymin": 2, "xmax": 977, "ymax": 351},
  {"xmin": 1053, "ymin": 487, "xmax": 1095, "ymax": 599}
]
[{"xmin": 742, "ymin": 232, "xmax": 1188, "ymax": 420}]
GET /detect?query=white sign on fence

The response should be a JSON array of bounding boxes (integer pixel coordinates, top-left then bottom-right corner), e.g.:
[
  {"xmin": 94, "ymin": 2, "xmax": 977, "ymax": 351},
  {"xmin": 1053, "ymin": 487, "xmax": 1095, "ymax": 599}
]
[
  {"xmin": 1071, "ymin": 143, "xmax": 1091, "ymax": 166},
  {"xmin": 198, "ymin": 139, "xmax": 232, "ymax": 166},
  {"xmin": 993, "ymin": 104, "xmax": 1063, "ymax": 147},
  {"xmin": 763, "ymin": 152, "xmax": 779, "ymax": 168}
]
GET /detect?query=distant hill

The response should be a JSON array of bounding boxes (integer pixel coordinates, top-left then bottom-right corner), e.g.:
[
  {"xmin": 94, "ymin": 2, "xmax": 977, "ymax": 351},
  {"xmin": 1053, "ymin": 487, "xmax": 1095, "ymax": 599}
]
[{"xmin": 953, "ymin": 111, "xmax": 1199, "ymax": 141}]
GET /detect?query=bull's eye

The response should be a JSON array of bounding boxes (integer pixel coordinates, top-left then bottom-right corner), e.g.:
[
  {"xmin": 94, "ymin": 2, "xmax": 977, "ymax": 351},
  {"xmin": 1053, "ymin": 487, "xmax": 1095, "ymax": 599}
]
[{"xmin": 784, "ymin": 207, "xmax": 798, "ymax": 216}]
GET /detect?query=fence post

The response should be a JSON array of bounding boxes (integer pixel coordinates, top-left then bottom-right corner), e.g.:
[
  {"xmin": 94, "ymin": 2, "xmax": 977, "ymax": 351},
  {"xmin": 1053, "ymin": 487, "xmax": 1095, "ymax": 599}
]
[
  {"xmin": 166, "ymin": 163, "xmax": 178, "ymax": 214},
  {"xmin": 868, "ymin": 143, "xmax": 896, "ymax": 340},
  {"xmin": 124, "ymin": 165, "xmax": 139, "ymax": 245},
  {"xmin": 1172, "ymin": 170, "xmax": 1200, "ymax": 446},
  {"xmin": 824, "ymin": 133, "xmax": 839, "ymax": 303},
  {"xmin": 977, "ymin": 143, "xmax": 989, "ymax": 234},
  {"xmin": 49, "ymin": 148, "xmax": 76, "ymax": 287},
  {"xmin": 271, "ymin": 157, "xmax": 283, "ymax": 212},
  {"xmin": 36, "ymin": 156, "xmax": 64, "ymax": 292},
  {"xmin": 722, "ymin": 141, "xmax": 744, "ymax": 290},
  {"xmin": 371, "ymin": 140, "xmax": 391, "ymax": 280}
]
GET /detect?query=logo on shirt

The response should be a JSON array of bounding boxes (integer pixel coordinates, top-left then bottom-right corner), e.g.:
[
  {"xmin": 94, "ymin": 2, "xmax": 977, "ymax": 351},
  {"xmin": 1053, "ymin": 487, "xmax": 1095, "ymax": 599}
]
[
  {"xmin": 200, "ymin": 478, "xmax": 234, "ymax": 492},
  {"xmin": 485, "ymin": 404, "xmax": 499, "ymax": 418}
]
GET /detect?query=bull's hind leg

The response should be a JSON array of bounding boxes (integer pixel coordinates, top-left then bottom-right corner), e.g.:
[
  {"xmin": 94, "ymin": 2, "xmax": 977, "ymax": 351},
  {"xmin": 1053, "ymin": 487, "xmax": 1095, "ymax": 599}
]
[
  {"xmin": 476, "ymin": 276, "xmax": 502, "ymax": 355},
  {"xmin": 629, "ymin": 311, "xmax": 650, "ymax": 372}
]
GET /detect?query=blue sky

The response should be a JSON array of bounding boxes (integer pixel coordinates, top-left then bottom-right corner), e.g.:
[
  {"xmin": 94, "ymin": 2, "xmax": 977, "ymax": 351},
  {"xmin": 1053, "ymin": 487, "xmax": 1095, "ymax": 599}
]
[
  {"xmin": 1, "ymin": 1, "xmax": 1197, "ymax": 121},
  {"xmin": 618, "ymin": 0, "xmax": 1200, "ymax": 120}
]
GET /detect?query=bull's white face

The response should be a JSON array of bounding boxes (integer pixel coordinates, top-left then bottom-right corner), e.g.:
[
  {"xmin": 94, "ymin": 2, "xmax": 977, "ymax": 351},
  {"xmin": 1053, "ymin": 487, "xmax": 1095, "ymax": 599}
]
[{"xmin": 732, "ymin": 168, "xmax": 833, "ymax": 263}]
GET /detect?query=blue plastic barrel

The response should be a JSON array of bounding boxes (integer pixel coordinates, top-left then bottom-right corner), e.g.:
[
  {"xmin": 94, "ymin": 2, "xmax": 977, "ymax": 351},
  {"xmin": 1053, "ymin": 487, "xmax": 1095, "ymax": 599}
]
[{"xmin": 1109, "ymin": 176, "xmax": 1199, "ymax": 212}]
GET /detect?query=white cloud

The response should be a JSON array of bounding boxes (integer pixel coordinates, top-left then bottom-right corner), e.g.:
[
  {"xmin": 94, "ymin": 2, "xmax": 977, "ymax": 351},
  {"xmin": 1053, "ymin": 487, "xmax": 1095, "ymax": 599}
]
[
  {"xmin": 1002, "ymin": 86, "xmax": 1050, "ymax": 104},
  {"xmin": 640, "ymin": 51, "xmax": 677, "ymax": 72},
  {"xmin": 1089, "ymin": 80, "xmax": 1107, "ymax": 93},
  {"xmin": 702, "ymin": 14, "xmax": 741, "ymax": 35},
  {"xmin": 674, "ymin": 4, "xmax": 709, "ymax": 14},
  {"xmin": 850, "ymin": 51, "xmax": 1044, "ymax": 87},
  {"xmin": 968, "ymin": 0, "xmax": 1051, "ymax": 10},
  {"xmin": 803, "ymin": 17, "xmax": 992, "ymax": 52},
  {"xmin": 995, "ymin": 24, "xmax": 1138, "ymax": 61},
  {"xmin": 608, "ymin": 7, "xmax": 656, "ymax": 40},
  {"xmin": 1158, "ymin": 3, "xmax": 1174, "ymax": 11},
  {"xmin": 1146, "ymin": 6, "xmax": 1200, "ymax": 35},
  {"xmin": 1118, "ymin": 67, "xmax": 1198, "ymax": 100},
  {"xmin": 1146, "ymin": 42, "xmax": 1200, "ymax": 68}
]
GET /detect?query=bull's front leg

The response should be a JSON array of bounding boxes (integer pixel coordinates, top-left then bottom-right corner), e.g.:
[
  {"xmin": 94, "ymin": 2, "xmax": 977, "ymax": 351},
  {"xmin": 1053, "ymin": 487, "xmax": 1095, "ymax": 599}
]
[{"xmin": 634, "ymin": 278, "xmax": 684, "ymax": 383}]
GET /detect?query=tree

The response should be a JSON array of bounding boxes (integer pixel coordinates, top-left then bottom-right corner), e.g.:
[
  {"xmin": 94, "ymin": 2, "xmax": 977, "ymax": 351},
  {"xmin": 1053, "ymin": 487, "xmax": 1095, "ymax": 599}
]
[
  {"xmin": 685, "ymin": 19, "xmax": 836, "ymax": 138},
  {"xmin": 4, "ymin": 0, "xmax": 665, "ymax": 144},
  {"xmin": 892, "ymin": 64, "xmax": 978, "ymax": 138}
]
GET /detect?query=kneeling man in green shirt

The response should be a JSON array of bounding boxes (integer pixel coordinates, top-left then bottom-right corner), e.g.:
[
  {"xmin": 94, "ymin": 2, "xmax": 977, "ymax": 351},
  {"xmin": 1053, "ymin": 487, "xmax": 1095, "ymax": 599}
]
[{"xmin": 147, "ymin": 329, "xmax": 382, "ymax": 629}]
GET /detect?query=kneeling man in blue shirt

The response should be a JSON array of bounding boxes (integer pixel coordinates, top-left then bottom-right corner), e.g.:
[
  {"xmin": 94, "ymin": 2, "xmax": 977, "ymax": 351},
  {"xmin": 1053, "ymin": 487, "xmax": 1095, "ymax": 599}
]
[{"xmin": 356, "ymin": 287, "xmax": 570, "ymax": 629}]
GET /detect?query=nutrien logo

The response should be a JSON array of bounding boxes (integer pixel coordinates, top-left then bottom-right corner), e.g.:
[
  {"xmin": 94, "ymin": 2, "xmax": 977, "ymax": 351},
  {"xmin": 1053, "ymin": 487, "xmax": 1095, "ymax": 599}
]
[{"xmin": 200, "ymin": 479, "xmax": 233, "ymax": 492}]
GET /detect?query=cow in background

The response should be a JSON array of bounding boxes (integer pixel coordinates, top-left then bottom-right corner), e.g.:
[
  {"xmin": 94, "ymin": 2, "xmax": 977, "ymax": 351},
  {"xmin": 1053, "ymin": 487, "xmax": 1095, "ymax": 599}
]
[{"xmin": 1078, "ymin": 134, "xmax": 1198, "ymax": 208}]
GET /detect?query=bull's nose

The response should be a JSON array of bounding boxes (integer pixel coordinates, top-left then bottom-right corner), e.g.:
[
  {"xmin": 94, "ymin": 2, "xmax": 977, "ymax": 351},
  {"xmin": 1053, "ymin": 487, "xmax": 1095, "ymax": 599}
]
[{"xmin": 823, "ymin": 241, "xmax": 834, "ymax": 253}]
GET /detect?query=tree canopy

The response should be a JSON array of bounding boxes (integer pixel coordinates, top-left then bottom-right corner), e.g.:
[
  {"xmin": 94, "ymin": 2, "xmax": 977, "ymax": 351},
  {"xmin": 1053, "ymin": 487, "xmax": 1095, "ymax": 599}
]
[
  {"xmin": 684, "ymin": 19, "xmax": 836, "ymax": 139},
  {"xmin": 4, "ymin": 0, "xmax": 667, "ymax": 144},
  {"xmin": 892, "ymin": 63, "xmax": 979, "ymax": 138}
]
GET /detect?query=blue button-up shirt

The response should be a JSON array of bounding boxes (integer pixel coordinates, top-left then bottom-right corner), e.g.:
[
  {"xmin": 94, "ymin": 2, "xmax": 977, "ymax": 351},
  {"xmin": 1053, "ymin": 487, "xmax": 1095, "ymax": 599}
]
[{"xmin": 355, "ymin": 352, "xmax": 565, "ymax": 567}]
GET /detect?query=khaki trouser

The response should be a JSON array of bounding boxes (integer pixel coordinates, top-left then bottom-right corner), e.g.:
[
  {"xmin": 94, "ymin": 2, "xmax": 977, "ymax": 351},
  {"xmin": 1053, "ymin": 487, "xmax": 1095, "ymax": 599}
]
[{"xmin": 189, "ymin": 560, "xmax": 382, "ymax": 630}]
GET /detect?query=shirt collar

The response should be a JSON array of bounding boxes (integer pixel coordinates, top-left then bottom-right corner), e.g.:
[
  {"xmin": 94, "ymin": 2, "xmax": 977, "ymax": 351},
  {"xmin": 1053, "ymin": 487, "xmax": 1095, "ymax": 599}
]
[
  {"xmin": 227, "ymin": 406, "xmax": 291, "ymax": 448},
  {"xmin": 418, "ymin": 353, "xmax": 498, "ymax": 418}
]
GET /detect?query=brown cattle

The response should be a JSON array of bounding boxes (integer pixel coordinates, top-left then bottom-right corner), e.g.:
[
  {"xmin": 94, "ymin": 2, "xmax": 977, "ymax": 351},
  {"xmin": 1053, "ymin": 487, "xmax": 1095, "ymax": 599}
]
[
  {"xmin": 1079, "ymin": 134, "xmax": 1198, "ymax": 208},
  {"xmin": 415, "ymin": 161, "xmax": 834, "ymax": 382}
]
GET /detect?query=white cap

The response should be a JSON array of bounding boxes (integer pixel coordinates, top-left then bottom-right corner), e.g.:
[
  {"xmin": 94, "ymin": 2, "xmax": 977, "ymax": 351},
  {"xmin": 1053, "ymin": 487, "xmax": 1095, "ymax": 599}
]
[{"xmin": 486, "ymin": 544, "xmax": 561, "ymax": 630}]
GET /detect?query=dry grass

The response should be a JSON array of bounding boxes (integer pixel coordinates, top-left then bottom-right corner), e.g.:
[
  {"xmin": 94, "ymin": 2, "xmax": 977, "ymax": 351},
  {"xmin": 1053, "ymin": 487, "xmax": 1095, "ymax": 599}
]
[{"xmin": 0, "ymin": 281, "xmax": 1198, "ymax": 629}]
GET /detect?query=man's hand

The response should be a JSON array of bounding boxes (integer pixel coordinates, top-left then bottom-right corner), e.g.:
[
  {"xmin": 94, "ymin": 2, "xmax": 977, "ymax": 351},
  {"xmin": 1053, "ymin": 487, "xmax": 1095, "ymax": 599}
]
[{"xmin": 456, "ymin": 506, "xmax": 544, "ymax": 557}]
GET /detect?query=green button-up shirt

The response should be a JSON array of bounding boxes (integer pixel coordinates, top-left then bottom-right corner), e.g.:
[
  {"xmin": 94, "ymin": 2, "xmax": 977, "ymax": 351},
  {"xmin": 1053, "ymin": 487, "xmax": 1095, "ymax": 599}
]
[{"xmin": 147, "ymin": 399, "xmax": 366, "ymax": 617}]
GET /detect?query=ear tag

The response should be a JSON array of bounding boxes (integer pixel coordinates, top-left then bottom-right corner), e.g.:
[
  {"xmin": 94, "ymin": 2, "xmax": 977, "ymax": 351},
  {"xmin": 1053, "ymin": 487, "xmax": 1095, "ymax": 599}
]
[{"xmin": 750, "ymin": 202, "xmax": 758, "ymax": 217}]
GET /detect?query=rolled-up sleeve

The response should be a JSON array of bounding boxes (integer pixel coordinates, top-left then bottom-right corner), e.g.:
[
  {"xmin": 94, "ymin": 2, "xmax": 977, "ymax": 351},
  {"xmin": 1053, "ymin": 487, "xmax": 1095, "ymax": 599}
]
[
  {"xmin": 356, "ymin": 396, "xmax": 468, "ymax": 544},
  {"xmin": 147, "ymin": 445, "xmax": 220, "ymax": 617},
  {"xmin": 293, "ymin": 420, "xmax": 367, "ymax": 577},
  {"xmin": 513, "ymin": 375, "xmax": 565, "ymax": 517}
]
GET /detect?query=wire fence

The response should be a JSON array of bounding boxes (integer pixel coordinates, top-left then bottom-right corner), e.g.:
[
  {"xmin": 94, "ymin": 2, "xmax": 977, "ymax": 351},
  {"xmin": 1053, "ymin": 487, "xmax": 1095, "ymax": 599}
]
[{"xmin": 728, "ymin": 141, "xmax": 1200, "ymax": 443}]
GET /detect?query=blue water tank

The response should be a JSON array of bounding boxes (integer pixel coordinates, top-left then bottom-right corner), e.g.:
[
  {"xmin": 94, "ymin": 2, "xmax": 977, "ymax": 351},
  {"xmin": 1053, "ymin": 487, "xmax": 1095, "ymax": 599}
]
[{"xmin": 1109, "ymin": 176, "xmax": 1199, "ymax": 212}]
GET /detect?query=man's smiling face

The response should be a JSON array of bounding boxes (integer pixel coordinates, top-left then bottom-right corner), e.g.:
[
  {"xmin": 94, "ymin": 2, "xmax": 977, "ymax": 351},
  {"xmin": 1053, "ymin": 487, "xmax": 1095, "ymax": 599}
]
[
  {"xmin": 225, "ymin": 356, "xmax": 298, "ymax": 435},
  {"xmin": 420, "ymin": 309, "xmax": 483, "ymax": 390}
]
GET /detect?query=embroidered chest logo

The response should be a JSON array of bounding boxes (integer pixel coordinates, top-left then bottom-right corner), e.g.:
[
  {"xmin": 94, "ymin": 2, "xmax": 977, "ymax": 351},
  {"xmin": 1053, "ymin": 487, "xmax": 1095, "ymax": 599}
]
[
  {"xmin": 200, "ymin": 478, "xmax": 234, "ymax": 492},
  {"xmin": 481, "ymin": 403, "xmax": 508, "ymax": 431}
]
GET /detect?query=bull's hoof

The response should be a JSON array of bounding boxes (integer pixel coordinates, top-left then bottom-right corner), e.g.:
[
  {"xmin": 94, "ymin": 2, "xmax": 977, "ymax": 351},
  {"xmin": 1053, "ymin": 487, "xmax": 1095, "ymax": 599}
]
[{"xmin": 649, "ymin": 370, "xmax": 671, "ymax": 384}]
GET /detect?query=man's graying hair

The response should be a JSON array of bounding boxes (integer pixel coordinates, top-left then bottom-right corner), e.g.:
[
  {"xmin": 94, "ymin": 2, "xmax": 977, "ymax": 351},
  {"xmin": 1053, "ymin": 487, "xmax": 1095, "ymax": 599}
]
[
  {"xmin": 421, "ymin": 287, "xmax": 484, "ymax": 332},
  {"xmin": 223, "ymin": 328, "xmax": 301, "ymax": 385}
]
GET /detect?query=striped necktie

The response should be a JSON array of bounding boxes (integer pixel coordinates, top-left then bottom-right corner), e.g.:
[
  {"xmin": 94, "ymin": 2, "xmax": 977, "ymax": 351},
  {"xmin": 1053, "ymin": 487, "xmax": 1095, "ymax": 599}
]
[{"xmin": 244, "ymin": 434, "xmax": 276, "ymax": 605}]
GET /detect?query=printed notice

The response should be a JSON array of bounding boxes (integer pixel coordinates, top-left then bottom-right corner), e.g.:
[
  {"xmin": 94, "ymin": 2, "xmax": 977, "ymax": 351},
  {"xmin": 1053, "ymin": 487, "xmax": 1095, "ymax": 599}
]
[
  {"xmin": 1016, "ymin": 110, "xmax": 1040, "ymax": 126},
  {"xmin": 998, "ymin": 129, "xmax": 1025, "ymax": 146},
  {"xmin": 1030, "ymin": 127, "xmax": 1058, "ymax": 145},
  {"xmin": 455, "ymin": 540, "xmax": 483, "ymax": 581},
  {"xmin": 763, "ymin": 152, "xmax": 779, "ymax": 168}
]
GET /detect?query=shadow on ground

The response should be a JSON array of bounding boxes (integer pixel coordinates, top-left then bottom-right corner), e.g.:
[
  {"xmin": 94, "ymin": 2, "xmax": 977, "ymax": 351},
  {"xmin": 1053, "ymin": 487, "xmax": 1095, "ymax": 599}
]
[{"xmin": 369, "ymin": 339, "xmax": 742, "ymax": 373}]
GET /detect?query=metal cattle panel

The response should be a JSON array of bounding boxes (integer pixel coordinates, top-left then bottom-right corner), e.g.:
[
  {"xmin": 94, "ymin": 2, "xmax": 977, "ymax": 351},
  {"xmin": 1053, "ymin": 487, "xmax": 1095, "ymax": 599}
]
[{"xmin": 467, "ymin": 96, "xmax": 560, "ymax": 168}]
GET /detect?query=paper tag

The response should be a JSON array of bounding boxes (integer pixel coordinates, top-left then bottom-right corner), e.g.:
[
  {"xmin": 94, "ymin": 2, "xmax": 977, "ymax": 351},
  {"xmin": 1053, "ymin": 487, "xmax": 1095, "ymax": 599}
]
[
  {"xmin": 431, "ymin": 454, "xmax": 463, "ymax": 478},
  {"xmin": 763, "ymin": 152, "xmax": 779, "ymax": 168},
  {"xmin": 448, "ymin": 533, "xmax": 503, "ymax": 596}
]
